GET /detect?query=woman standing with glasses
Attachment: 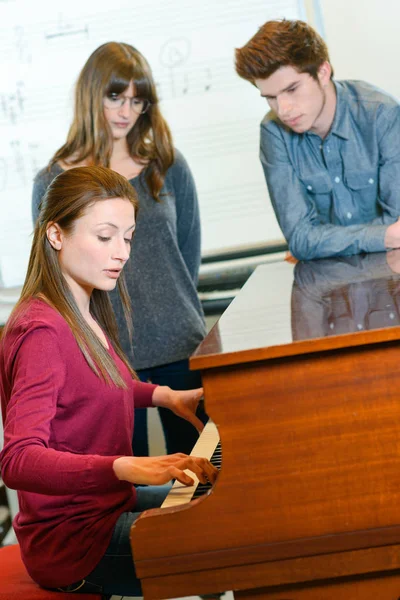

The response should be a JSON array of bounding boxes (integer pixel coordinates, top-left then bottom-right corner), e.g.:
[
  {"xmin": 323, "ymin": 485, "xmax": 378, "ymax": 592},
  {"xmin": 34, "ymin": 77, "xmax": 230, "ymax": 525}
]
[{"xmin": 32, "ymin": 42, "xmax": 207, "ymax": 457}]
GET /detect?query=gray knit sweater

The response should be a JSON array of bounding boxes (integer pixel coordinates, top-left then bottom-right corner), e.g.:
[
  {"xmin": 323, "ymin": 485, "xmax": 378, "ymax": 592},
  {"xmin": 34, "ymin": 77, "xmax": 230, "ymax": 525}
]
[{"xmin": 31, "ymin": 150, "xmax": 206, "ymax": 370}]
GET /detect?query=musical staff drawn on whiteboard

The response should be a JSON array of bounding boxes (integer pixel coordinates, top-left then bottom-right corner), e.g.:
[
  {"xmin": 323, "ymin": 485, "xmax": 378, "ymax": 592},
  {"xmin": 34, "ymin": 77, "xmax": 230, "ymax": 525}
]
[
  {"xmin": 0, "ymin": 58, "xmax": 233, "ymax": 128},
  {"xmin": 174, "ymin": 119, "xmax": 258, "ymax": 160},
  {"xmin": 0, "ymin": 82, "xmax": 68, "ymax": 127},
  {"xmin": 199, "ymin": 181, "xmax": 282, "ymax": 253},
  {"xmin": 45, "ymin": 14, "xmax": 89, "ymax": 41},
  {"xmin": 0, "ymin": 0, "xmax": 306, "ymax": 285},
  {"xmin": 0, "ymin": 141, "xmax": 44, "ymax": 192}
]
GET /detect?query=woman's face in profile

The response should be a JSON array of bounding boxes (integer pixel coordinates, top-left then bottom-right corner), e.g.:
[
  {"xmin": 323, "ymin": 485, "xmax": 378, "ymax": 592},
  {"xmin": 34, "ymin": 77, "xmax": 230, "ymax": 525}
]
[
  {"xmin": 54, "ymin": 197, "xmax": 136, "ymax": 302},
  {"xmin": 103, "ymin": 80, "xmax": 142, "ymax": 141}
]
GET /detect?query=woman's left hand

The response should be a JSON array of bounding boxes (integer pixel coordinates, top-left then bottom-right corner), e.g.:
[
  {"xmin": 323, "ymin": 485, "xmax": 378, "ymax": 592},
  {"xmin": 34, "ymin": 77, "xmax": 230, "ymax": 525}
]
[{"xmin": 152, "ymin": 386, "xmax": 205, "ymax": 432}]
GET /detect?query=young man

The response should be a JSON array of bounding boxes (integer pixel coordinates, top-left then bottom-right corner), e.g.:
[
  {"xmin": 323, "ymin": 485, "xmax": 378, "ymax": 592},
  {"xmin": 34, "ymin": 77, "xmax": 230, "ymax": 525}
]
[{"xmin": 235, "ymin": 20, "xmax": 400, "ymax": 260}]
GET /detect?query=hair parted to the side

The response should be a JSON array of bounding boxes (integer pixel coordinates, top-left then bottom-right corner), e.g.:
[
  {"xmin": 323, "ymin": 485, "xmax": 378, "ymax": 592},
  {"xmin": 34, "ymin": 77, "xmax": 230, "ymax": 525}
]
[
  {"xmin": 235, "ymin": 19, "xmax": 333, "ymax": 83},
  {"xmin": 51, "ymin": 42, "xmax": 174, "ymax": 202},
  {"xmin": 6, "ymin": 166, "xmax": 138, "ymax": 388}
]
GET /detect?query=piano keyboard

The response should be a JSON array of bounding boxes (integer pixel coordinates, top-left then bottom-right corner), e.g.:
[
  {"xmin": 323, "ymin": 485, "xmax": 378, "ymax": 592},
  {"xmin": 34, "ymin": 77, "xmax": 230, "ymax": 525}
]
[{"xmin": 161, "ymin": 420, "xmax": 220, "ymax": 508}]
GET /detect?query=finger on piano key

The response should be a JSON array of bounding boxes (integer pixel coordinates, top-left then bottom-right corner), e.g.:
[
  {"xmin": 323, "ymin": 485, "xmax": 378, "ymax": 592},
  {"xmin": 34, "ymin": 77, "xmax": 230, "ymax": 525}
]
[{"xmin": 161, "ymin": 420, "xmax": 221, "ymax": 508}]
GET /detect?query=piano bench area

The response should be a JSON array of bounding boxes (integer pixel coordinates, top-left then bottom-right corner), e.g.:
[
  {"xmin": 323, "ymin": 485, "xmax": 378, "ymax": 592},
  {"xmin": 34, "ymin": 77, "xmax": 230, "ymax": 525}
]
[{"xmin": 0, "ymin": 544, "xmax": 104, "ymax": 600}]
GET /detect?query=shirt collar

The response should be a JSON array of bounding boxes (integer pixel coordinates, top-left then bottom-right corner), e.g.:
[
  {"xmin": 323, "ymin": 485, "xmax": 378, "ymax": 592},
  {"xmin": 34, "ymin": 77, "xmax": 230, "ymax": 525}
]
[
  {"xmin": 304, "ymin": 79, "xmax": 350, "ymax": 141},
  {"xmin": 329, "ymin": 80, "xmax": 350, "ymax": 140}
]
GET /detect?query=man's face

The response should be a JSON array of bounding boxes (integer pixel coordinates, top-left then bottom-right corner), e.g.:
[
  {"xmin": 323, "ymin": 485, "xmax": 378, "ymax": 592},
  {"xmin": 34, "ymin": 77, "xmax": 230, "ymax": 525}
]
[{"xmin": 255, "ymin": 64, "xmax": 331, "ymax": 136}]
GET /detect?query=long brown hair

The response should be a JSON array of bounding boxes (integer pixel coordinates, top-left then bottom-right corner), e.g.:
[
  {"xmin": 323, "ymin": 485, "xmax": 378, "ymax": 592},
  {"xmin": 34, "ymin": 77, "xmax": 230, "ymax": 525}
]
[
  {"xmin": 235, "ymin": 19, "xmax": 333, "ymax": 83},
  {"xmin": 6, "ymin": 166, "xmax": 138, "ymax": 388},
  {"xmin": 51, "ymin": 42, "xmax": 174, "ymax": 202}
]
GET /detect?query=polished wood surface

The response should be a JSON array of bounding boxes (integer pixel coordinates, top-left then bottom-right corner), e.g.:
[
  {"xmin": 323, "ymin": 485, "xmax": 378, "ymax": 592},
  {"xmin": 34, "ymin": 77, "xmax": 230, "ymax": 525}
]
[
  {"xmin": 131, "ymin": 251, "xmax": 400, "ymax": 599},
  {"xmin": 191, "ymin": 253, "xmax": 400, "ymax": 369}
]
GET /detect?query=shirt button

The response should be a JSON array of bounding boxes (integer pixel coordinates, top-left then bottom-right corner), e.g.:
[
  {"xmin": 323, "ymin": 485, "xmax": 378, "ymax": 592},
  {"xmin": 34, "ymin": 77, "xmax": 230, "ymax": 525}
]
[
  {"xmin": 357, "ymin": 324, "xmax": 363, "ymax": 330},
  {"xmin": 347, "ymin": 212, "xmax": 352, "ymax": 219},
  {"xmin": 335, "ymin": 176, "xmax": 340, "ymax": 183},
  {"xmin": 307, "ymin": 185, "xmax": 313, "ymax": 190},
  {"xmin": 368, "ymin": 178, "xmax": 374, "ymax": 184}
]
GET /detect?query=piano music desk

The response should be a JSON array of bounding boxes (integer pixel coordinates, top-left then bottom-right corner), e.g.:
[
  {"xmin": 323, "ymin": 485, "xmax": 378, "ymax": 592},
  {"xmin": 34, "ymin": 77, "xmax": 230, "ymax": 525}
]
[{"xmin": 131, "ymin": 256, "xmax": 400, "ymax": 599}]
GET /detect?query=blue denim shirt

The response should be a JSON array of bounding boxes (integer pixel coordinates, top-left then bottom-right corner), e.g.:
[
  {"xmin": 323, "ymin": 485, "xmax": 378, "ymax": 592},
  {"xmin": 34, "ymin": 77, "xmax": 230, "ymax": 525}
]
[{"xmin": 260, "ymin": 80, "xmax": 400, "ymax": 260}]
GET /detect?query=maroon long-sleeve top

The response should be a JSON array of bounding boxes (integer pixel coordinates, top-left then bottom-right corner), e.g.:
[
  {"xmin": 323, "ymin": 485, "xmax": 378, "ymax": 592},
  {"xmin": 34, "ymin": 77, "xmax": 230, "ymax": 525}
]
[{"xmin": 0, "ymin": 299, "xmax": 157, "ymax": 588}]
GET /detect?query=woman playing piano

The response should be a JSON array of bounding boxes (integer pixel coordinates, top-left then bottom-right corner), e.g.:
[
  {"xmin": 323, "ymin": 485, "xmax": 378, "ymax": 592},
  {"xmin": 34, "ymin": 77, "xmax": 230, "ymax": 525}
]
[
  {"xmin": 31, "ymin": 41, "xmax": 207, "ymax": 458},
  {"xmin": 0, "ymin": 166, "xmax": 217, "ymax": 596}
]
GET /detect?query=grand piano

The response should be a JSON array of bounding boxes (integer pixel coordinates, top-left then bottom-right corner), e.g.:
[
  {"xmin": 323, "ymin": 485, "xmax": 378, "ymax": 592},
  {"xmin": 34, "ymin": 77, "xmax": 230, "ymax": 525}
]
[{"xmin": 131, "ymin": 251, "xmax": 400, "ymax": 600}]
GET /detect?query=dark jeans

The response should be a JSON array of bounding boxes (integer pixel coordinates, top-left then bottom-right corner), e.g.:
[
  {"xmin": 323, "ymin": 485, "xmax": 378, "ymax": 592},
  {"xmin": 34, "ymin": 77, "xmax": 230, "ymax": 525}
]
[
  {"xmin": 134, "ymin": 358, "xmax": 208, "ymax": 456},
  {"xmin": 54, "ymin": 484, "xmax": 171, "ymax": 596}
]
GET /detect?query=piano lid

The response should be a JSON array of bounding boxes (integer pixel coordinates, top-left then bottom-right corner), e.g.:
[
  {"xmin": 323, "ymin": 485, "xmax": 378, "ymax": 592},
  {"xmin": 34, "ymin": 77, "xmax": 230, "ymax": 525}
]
[{"xmin": 191, "ymin": 251, "xmax": 400, "ymax": 370}]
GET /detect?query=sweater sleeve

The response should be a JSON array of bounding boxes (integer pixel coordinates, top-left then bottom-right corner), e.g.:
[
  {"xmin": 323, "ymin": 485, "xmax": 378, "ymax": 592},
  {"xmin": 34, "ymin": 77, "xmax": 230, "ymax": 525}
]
[
  {"xmin": 172, "ymin": 150, "xmax": 202, "ymax": 283},
  {"xmin": 0, "ymin": 326, "xmax": 123, "ymax": 495},
  {"xmin": 133, "ymin": 379, "xmax": 158, "ymax": 409}
]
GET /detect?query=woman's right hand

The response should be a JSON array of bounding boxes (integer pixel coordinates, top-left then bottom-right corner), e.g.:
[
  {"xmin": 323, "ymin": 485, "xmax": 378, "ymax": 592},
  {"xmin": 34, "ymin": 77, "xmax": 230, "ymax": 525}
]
[{"xmin": 113, "ymin": 453, "xmax": 218, "ymax": 487}]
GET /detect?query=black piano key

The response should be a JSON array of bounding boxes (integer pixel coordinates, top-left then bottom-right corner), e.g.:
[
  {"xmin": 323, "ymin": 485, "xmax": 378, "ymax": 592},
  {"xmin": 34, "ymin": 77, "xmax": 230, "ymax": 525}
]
[{"xmin": 192, "ymin": 441, "xmax": 221, "ymax": 500}]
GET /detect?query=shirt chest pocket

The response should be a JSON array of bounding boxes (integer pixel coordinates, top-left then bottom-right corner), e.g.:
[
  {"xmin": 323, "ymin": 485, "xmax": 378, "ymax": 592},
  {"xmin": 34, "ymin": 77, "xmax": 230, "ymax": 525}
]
[
  {"xmin": 345, "ymin": 169, "xmax": 377, "ymax": 190},
  {"xmin": 301, "ymin": 173, "xmax": 333, "ymax": 220},
  {"xmin": 344, "ymin": 169, "xmax": 378, "ymax": 218}
]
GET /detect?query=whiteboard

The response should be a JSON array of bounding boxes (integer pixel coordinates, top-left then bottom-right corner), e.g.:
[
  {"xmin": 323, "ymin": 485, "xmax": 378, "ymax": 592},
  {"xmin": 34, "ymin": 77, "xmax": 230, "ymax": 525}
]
[{"xmin": 0, "ymin": 0, "xmax": 308, "ymax": 287}]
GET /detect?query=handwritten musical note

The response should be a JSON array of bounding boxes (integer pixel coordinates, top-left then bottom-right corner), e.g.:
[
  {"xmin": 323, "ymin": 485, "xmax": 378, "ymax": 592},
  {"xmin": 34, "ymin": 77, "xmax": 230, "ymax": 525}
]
[
  {"xmin": 0, "ymin": 82, "xmax": 25, "ymax": 125},
  {"xmin": 159, "ymin": 38, "xmax": 191, "ymax": 68},
  {"xmin": 159, "ymin": 38, "xmax": 191, "ymax": 98},
  {"xmin": 0, "ymin": 158, "xmax": 7, "ymax": 191},
  {"xmin": 28, "ymin": 143, "xmax": 40, "ymax": 177},
  {"xmin": 204, "ymin": 68, "xmax": 212, "ymax": 92},
  {"xmin": 10, "ymin": 140, "xmax": 27, "ymax": 186},
  {"xmin": 14, "ymin": 26, "xmax": 32, "ymax": 63}
]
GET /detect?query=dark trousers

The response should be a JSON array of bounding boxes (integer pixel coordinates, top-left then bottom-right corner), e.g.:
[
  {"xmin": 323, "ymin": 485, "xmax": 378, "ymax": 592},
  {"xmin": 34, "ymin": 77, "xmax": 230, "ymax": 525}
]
[
  {"xmin": 54, "ymin": 484, "xmax": 171, "ymax": 596},
  {"xmin": 134, "ymin": 358, "xmax": 208, "ymax": 456}
]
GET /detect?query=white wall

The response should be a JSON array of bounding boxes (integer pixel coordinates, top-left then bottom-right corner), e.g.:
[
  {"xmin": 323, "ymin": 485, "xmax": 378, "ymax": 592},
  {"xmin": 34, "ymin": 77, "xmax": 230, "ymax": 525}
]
[{"xmin": 321, "ymin": 0, "xmax": 400, "ymax": 98}]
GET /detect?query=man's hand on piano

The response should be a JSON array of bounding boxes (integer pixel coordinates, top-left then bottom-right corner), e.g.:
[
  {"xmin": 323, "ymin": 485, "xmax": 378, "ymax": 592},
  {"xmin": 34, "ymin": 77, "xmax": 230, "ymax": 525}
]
[
  {"xmin": 386, "ymin": 248, "xmax": 400, "ymax": 273},
  {"xmin": 112, "ymin": 454, "xmax": 218, "ymax": 487},
  {"xmin": 151, "ymin": 386, "xmax": 205, "ymax": 433}
]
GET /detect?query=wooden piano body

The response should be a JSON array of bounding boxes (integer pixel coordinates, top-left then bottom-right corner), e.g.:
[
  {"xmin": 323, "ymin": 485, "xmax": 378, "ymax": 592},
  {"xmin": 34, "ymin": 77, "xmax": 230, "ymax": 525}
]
[{"xmin": 131, "ymin": 253, "xmax": 400, "ymax": 599}]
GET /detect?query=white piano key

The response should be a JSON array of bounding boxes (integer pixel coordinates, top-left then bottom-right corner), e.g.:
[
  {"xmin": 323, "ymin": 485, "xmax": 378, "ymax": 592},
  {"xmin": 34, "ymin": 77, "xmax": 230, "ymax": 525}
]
[{"xmin": 161, "ymin": 420, "xmax": 219, "ymax": 508}]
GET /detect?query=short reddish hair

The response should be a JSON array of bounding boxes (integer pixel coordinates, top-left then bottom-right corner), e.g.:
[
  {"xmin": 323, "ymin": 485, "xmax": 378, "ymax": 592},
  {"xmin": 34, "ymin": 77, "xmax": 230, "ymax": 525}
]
[{"xmin": 235, "ymin": 19, "xmax": 333, "ymax": 83}]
